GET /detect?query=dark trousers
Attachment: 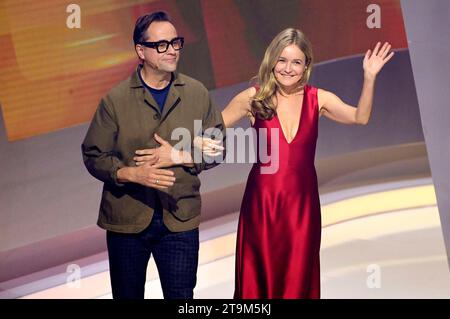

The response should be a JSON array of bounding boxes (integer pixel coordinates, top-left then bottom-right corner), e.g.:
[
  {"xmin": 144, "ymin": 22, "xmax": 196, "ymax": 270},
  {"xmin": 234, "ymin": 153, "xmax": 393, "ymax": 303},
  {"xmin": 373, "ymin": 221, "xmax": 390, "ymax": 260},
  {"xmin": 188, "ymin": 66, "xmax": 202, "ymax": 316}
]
[{"xmin": 106, "ymin": 209, "xmax": 199, "ymax": 299}]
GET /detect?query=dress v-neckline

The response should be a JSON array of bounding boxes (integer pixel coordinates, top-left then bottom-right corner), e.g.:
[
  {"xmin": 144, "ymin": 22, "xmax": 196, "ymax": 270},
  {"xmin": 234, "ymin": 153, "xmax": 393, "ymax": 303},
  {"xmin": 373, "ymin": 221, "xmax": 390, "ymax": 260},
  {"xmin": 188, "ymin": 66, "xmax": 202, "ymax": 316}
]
[{"xmin": 275, "ymin": 87, "xmax": 307, "ymax": 145}]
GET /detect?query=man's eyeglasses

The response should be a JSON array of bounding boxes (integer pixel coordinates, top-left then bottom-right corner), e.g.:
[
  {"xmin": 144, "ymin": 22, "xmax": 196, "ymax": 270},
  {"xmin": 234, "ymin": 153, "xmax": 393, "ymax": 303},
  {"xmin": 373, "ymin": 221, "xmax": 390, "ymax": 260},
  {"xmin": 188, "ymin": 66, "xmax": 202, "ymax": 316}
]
[{"xmin": 139, "ymin": 37, "xmax": 184, "ymax": 53}]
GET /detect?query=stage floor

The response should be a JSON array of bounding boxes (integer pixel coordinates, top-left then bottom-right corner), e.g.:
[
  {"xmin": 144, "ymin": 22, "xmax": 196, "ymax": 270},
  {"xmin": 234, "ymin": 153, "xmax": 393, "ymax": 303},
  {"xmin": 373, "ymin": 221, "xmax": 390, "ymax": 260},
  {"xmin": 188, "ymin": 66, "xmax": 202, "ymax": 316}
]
[{"xmin": 10, "ymin": 178, "xmax": 449, "ymax": 299}]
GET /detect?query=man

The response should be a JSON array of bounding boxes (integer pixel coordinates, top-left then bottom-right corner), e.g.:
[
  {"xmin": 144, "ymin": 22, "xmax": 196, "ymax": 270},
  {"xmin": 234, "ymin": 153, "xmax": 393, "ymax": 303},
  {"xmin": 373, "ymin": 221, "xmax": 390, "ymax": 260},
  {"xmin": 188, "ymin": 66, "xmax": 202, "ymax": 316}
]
[{"xmin": 82, "ymin": 11, "xmax": 225, "ymax": 299}]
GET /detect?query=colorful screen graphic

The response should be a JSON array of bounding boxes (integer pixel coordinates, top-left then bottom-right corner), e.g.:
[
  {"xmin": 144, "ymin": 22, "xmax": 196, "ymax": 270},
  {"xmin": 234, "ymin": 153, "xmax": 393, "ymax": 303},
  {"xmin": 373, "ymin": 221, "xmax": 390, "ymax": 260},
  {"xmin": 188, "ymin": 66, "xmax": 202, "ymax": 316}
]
[{"xmin": 0, "ymin": 0, "xmax": 406, "ymax": 141}]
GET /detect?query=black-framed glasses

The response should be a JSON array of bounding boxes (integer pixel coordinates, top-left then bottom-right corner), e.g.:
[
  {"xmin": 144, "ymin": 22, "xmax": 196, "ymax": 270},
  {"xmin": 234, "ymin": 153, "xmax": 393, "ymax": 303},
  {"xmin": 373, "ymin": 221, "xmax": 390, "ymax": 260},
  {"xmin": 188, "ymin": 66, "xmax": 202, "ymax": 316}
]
[{"xmin": 139, "ymin": 37, "xmax": 184, "ymax": 53}]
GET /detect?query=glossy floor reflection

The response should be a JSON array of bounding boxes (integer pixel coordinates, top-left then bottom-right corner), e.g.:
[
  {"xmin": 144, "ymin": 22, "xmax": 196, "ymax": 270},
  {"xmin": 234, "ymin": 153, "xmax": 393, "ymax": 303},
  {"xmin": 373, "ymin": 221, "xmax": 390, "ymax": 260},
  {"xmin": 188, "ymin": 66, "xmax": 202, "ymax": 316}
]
[{"xmin": 19, "ymin": 179, "xmax": 450, "ymax": 299}]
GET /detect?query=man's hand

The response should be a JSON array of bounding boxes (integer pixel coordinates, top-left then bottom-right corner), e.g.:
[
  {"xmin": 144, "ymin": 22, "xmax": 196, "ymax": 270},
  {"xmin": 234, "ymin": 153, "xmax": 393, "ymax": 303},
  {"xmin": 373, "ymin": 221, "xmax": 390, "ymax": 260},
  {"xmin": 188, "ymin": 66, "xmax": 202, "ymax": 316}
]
[
  {"xmin": 134, "ymin": 133, "xmax": 191, "ymax": 168},
  {"xmin": 117, "ymin": 161, "xmax": 176, "ymax": 190}
]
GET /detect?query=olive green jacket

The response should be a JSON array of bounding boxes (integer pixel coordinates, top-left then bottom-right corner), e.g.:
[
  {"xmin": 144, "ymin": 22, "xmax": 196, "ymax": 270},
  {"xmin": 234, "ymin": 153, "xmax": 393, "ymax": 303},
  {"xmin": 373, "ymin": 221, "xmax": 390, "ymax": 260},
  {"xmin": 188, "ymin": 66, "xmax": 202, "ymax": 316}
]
[{"xmin": 82, "ymin": 66, "xmax": 225, "ymax": 233}]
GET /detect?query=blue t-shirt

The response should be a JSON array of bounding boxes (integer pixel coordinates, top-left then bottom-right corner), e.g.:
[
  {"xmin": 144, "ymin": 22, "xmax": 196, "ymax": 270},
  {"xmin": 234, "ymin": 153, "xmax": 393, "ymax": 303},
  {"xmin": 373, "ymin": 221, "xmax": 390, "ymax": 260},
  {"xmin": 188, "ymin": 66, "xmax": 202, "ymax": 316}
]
[{"xmin": 139, "ymin": 71, "xmax": 172, "ymax": 112}]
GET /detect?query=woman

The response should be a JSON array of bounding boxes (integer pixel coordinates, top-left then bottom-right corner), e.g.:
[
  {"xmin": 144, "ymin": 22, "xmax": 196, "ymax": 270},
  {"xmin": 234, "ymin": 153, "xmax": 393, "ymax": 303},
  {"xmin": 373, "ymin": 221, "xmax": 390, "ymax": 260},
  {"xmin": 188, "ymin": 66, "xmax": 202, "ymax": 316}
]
[{"xmin": 201, "ymin": 28, "xmax": 394, "ymax": 299}]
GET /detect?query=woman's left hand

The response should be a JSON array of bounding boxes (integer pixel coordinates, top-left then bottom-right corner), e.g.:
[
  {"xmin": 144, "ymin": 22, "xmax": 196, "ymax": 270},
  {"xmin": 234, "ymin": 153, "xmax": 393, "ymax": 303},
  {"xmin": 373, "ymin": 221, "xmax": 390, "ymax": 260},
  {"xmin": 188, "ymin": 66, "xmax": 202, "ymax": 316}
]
[
  {"xmin": 193, "ymin": 136, "xmax": 224, "ymax": 156},
  {"xmin": 363, "ymin": 42, "xmax": 395, "ymax": 79}
]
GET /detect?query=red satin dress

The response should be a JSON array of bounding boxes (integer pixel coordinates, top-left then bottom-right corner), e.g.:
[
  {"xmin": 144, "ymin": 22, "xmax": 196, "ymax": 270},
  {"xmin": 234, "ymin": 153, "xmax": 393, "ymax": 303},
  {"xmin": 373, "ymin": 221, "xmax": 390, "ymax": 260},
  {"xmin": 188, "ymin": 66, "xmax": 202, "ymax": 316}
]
[{"xmin": 234, "ymin": 84, "xmax": 321, "ymax": 299}]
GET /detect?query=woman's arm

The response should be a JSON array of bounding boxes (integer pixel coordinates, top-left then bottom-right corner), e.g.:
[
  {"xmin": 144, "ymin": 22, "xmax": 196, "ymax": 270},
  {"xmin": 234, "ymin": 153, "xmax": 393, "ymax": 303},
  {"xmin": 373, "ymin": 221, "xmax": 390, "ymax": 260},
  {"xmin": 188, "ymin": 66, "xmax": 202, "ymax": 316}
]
[
  {"xmin": 196, "ymin": 87, "xmax": 256, "ymax": 155},
  {"xmin": 318, "ymin": 42, "xmax": 394, "ymax": 125},
  {"xmin": 222, "ymin": 87, "xmax": 256, "ymax": 127}
]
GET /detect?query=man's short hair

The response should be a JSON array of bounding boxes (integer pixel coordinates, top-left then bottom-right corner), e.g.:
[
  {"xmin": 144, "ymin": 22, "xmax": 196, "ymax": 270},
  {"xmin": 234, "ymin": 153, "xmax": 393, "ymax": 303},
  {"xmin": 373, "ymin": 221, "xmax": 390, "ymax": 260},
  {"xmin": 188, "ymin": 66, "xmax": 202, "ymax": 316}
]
[{"xmin": 133, "ymin": 11, "xmax": 171, "ymax": 45}]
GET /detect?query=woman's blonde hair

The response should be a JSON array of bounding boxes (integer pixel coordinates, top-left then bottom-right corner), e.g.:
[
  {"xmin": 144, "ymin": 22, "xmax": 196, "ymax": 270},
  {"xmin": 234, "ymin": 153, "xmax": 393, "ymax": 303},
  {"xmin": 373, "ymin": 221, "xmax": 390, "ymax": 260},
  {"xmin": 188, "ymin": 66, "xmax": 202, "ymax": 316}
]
[{"xmin": 251, "ymin": 28, "xmax": 313, "ymax": 120}]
